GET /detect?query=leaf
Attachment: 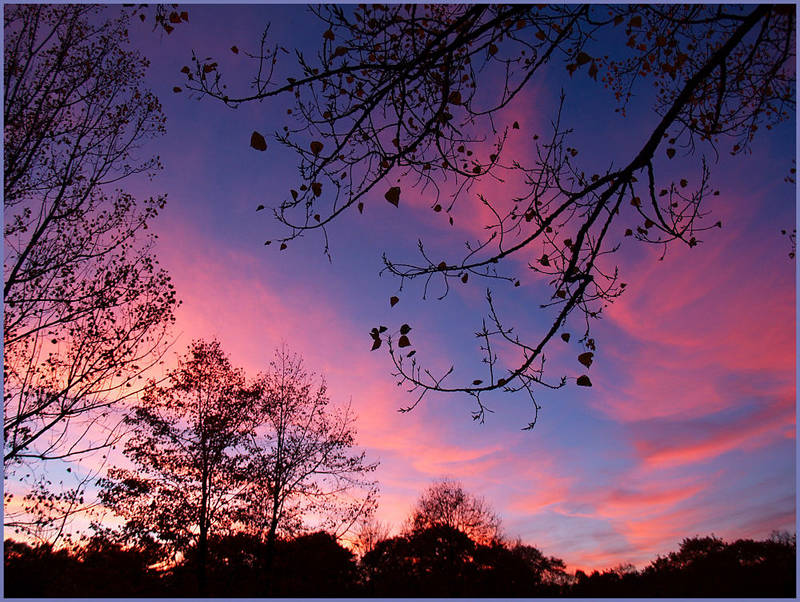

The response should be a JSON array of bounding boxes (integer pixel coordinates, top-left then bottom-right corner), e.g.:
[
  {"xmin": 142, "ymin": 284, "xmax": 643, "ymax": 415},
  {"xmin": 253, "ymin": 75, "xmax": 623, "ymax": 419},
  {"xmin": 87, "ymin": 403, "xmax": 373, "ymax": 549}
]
[
  {"xmin": 488, "ymin": 43, "xmax": 498, "ymax": 55},
  {"xmin": 680, "ymin": 178, "xmax": 688, "ymax": 188},
  {"xmin": 461, "ymin": 273, "xmax": 469, "ymax": 283},
  {"xmin": 311, "ymin": 182, "xmax": 322, "ymax": 197},
  {"xmin": 358, "ymin": 202, "xmax": 364, "ymax": 214},
  {"xmin": 379, "ymin": 325, "xmax": 388, "ymax": 333},
  {"xmin": 433, "ymin": 204, "xmax": 442, "ymax": 212},
  {"xmin": 561, "ymin": 333, "xmax": 570, "ymax": 343},
  {"xmin": 250, "ymin": 131, "xmax": 267, "ymax": 151},
  {"xmin": 398, "ymin": 335, "xmax": 411, "ymax": 348},
  {"xmin": 291, "ymin": 189, "xmax": 298, "ymax": 200},
  {"xmin": 437, "ymin": 261, "xmax": 447, "ymax": 271},
  {"xmin": 497, "ymin": 378, "xmax": 507, "ymax": 386},
  {"xmin": 169, "ymin": 11, "xmax": 181, "ymax": 23},
  {"xmin": 400, "ymin": 324, "xmax": 411, "ymax": 335},
  {"xmin": 231, "ymin": 45, "xmax": 239, "ymax": 54},
  {"xmin": 172, "ymin": 86, "xmax": 182, "ymax": 93},
  {"xmin": 385, "ymin": 186, "xmax": 401, "ymax": 207},
  {"xmin": 538, "ymin": 254, "xmax": 550, "ymax": 267},
  {"xmin": 280, "ymin": 243, "xmax": 287, "ymax": 250},
  {"xmin": 576, "ymin": 375, "xmax": 592, "ymax": 387},
  {"xmin": 310, "ymin": 140, "xmax": 324, "ymax": 155},
  {"xmin": 448, "ymin": 90, "xmax": 462, "ymax": 105},
  {"xmin": 576, "ymin": 51, "xmax": 591, "ymax": 66},
  {"xmin": 666, "ymin": 147, "xmax": 676, "ymax": 159},
  {"xmin": 180, "ymin": 65, "xmax": 190, "ymax": 74},
  {"xmin": 390, "ymin": 296, "xmax": 399, "ymax": 307},
  {"xmin": 512, "ymin": 121, "xmax": 520, "ymax": 129},
  {"xmin": 625, "ymin": 228, "xmax": 633, "ymax": 236},
  {"xmin": 472, "ymin": 380, "xmax": 483, "ymax": 385},
  {"xmin": 407, "ymin": 350, "xmax": 416, "ymax": 357},
  {"xmin": 323, "ymin": 29, "xmax": 335, "ymax": 41},
  {"xmin": 578, "ymin": 352, "xmax": 594, "ymax": 368},
  {"xmin": 256, "ymin": 204, "xmax": 265, "ymax": 211},
  {"xmin": 371, "ymin": 338, "xmax": 382, "ymax": 351},
  {"xmin": 314, "ymin": 214, "xmax": 321, "ymax": 222}
]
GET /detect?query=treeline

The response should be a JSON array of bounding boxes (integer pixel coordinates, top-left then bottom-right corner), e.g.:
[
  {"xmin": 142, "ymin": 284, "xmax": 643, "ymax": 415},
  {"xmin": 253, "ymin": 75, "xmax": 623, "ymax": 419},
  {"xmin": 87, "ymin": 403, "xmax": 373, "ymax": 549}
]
[
  {"xmin": 4, "ymin": 480, "xmax": 795, "ymax": 598},
  {"xmin": 4, "ymin": 528, "xmax": 795, "ymax": 597}
]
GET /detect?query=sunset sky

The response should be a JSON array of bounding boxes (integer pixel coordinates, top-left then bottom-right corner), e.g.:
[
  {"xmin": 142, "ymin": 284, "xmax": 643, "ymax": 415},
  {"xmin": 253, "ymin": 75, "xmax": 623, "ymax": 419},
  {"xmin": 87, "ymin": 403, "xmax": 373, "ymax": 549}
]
[{"xmin": 10, "ymin": 5, "xmax": 794, "ymax": 572}]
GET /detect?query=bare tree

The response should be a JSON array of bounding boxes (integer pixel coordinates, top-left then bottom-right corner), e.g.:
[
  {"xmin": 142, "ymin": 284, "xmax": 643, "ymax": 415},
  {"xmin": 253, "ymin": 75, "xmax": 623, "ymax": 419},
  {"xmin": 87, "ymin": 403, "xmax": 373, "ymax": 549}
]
[
  {"xmin": 350, "ymin": 514, "xmax": 393, "ymax": 558},
  {"xmin": 98, "ymin": 340, "xmax": 255, "ymax": 595},
  {"xmin": 241, "ymin": 347, "xmax": 379, "ymax": 584},
  {"xmin": 184, "ymin": 4, "xmax": 794, "ymax": 426},
  {"xmin": 409, "ymin": 478, "xmax": 502, "ymax": 545},
  {"xmin": 4, "ymin": 5, "xmax": 178, "ymax": 465}
]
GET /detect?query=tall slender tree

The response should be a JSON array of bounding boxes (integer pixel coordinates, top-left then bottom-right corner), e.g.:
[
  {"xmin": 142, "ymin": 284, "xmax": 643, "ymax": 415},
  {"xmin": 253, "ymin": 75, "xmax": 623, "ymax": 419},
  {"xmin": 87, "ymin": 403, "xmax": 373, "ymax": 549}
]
[
  {"xmin": 241, "ymin": 347, "xmax": 378, "ymax": 588},
  {"xmin": 98, "ymin": 340, "xmax": 255, "ymax": 595}
]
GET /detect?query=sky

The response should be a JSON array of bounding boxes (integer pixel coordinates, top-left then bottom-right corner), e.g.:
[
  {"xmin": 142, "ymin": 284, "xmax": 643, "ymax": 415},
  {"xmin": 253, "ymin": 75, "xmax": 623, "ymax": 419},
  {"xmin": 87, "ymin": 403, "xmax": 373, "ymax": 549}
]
[{"xmin": 7, "ymin": 5, "xmax": 795, "ymax": 572}]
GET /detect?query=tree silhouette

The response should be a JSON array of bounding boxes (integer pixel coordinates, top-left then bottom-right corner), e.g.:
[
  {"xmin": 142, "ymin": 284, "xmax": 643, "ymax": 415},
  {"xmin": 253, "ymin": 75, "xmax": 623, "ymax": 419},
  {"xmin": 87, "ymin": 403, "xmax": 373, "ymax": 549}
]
[
  {"xmin": 239, "ymin": 347, "xmax": 378, "ymax": 590},
  {"xmin": 410, "ymin": 478, "xmax": 502, "ymax": 545},
  {"xmin": 184, "ymin": 4, "xmax": 794, "ymax": 426},
  {"xmin": 4, "ymin": 4, "xmax": 178, "ymax": 465},
  {"xmin": 98, "ymin": 340, "xmax": 255, "ymax": 595}
]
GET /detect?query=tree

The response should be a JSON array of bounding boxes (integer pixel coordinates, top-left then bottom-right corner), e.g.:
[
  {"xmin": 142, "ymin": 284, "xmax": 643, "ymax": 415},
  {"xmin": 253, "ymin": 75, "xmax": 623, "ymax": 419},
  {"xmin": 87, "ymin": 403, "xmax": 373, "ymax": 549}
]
[
  {"xmin": 184, "ymin": 5, "xmax": 794, "ymax": 426},
  {"xmin": 4, "ymin": 4, "xmax": 178, "ymax": 465},
  {"xmin": 98, "ymin": 340, "xmax": 255, "ymax": 595},
  {"xmin": 239, "ymin": 347, "xmax": 378, "ymax": 587},
  {"xmin": 409, "ymin": 478, "xmax": 502, "ymax": 545}
]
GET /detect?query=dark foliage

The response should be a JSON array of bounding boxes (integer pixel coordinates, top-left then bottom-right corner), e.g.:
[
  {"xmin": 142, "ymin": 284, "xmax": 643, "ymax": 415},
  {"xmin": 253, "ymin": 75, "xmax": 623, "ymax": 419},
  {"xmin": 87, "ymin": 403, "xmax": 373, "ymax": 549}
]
[{"xmin": 4, "ymin": 531, "xmax": 794, "ymax": 597}]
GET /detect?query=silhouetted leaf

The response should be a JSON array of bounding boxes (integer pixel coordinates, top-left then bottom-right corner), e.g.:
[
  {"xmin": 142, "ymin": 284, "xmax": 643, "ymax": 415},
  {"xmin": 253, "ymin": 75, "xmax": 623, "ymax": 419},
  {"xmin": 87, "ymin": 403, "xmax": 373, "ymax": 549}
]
[
  {"xmin": 578, "ymin": 352, "xmax": 594, "ymax": 368},
  {"xmin": 250, "ymin": 131, "xmax": 267, "ymax": 151},
  {"xmin": 561, "ymin": 333, "xmax": 570, "ymax": 342},
  {"xmin": 310, "ymin": 140, "xmax": 323, "ymax": 155},
  {"xmin": 256, "ymin": 204, "xmax": 265, "ymax": 211},
  {"xmin": 172, "ymin": 86, "xmax": 182, "ymax": 93},
  {"xmin": 512, "ymin": 121, "xmax": 520, "ymax": 129},
  {"xmin": 576, "ymin": 375, "xmax": 592, "ymax": 387},
  {"xmin": 358, "ymin": 202, "xmax": 364, "ymax": 213},
  {"xmin": 400, "ymin": 324, "xmax": 411, "ymax": 335},
  {"xmin": 666, "ymin": 147, "xmax": 676, "ymax": 158},
  {"xmin": 390, "ymin": 296, "xmax": 399, "ymax": 307},
  {"xmin": 398, "ymin": 335, "xmax": 411, "ymax": 348},
  {"xmin": 472, "ymin": 379, "xmax": 483, "ymax": 385},
  {"xmin": 311, "ymin": 182, "xmax": 322, "ymax": 197},
  {"xmin": 371, "ymin": 338, "xmax": 382, "ymax": 351},
  {"xmin": 231, "ymin": 45, "xmax": 239, "ymax": 54},
  {"xmin": 385, "ymin": 186, "xmax": 400, "ymax": 207}
]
